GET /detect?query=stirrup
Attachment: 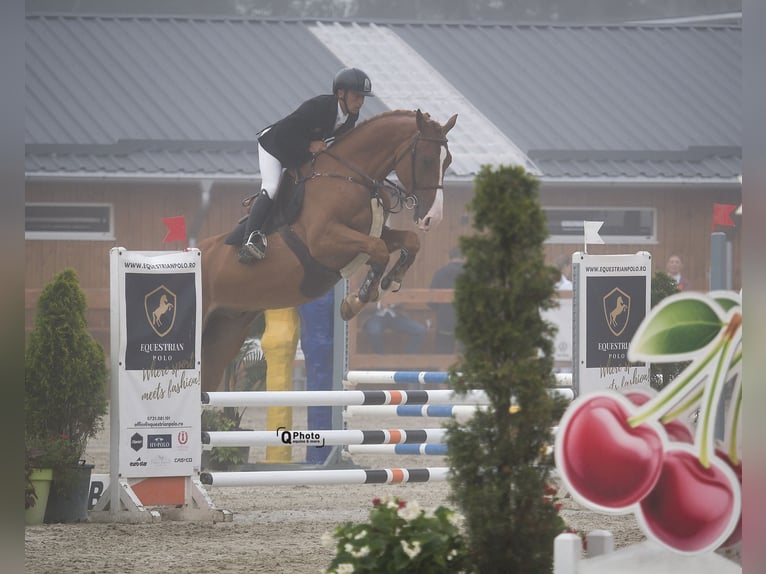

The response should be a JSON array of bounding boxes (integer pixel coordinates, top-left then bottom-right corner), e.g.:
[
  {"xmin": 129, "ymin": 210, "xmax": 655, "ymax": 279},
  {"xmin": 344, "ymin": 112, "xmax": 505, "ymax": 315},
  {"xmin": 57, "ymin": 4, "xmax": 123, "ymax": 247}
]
[{"xmin": 239, "ymin": 231, "xmax": 267, "ymax": 263}]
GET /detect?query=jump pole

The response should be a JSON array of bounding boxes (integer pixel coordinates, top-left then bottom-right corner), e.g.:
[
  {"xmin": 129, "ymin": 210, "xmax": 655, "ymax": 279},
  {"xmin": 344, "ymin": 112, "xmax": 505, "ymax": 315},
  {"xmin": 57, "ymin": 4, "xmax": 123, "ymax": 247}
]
[
  {"xmin": 202, "ymin": 389, "xmax": 492, "ymax": 407},
  {"xmin": 347, "ymin": 444, "xmax": 449, "ymax": 456},
  {"xmin": 203, "ymin": 428, "xmax": 448, "ymax": 448},
  {"xmin": 344, "ymin": 404, "xmax": 486, "ymax": 418},
  {"xmin": 345, "ymin": 370, "xmax": 573, "ymax": 388},
  {"xmin": 200, "ymin": 467, "xmax": 449, "ymax": 487}
]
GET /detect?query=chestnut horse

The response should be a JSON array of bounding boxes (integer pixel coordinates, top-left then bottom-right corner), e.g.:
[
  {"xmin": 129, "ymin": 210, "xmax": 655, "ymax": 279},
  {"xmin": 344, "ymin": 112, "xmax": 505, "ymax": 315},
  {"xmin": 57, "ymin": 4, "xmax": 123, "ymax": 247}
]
[{"xmin": 199, "ymin": 109, "xmax": 457, "ymax": 392}]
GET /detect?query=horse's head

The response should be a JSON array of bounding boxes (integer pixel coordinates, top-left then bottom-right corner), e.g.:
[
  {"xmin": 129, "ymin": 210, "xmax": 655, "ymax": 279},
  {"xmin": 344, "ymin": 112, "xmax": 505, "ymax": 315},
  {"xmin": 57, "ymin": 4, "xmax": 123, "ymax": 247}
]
[{"xmin": 394, "ymin": 110, "xmax": 458, "ymax": 231}]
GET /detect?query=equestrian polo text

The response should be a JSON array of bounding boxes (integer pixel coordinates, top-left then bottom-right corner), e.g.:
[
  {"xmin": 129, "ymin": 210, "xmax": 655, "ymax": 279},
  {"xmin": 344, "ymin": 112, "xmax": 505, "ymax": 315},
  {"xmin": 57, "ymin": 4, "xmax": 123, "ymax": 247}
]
[{"xmin": 140, "ymin": 368, "xmax": 199, "ymax": 401}]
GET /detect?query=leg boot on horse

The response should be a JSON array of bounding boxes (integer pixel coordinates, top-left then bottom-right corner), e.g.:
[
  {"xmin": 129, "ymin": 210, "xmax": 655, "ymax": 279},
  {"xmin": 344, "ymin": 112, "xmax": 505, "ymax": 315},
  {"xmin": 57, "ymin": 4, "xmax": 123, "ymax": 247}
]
[{"xmin": 239, "ymin": 190, "xmax": 275, "ymax": 263}]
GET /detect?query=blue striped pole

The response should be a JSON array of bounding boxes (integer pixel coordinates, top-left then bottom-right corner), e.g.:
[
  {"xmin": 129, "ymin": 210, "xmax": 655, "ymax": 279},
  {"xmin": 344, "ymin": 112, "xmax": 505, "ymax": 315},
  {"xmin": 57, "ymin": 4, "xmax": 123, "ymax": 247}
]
[
  {"xmin": 345, "ymin": 404, "xmax": 484, "ymax": 418},
  {"xmin": 348, "ymin": 444, "xmax": 449, "ymax": 456}
]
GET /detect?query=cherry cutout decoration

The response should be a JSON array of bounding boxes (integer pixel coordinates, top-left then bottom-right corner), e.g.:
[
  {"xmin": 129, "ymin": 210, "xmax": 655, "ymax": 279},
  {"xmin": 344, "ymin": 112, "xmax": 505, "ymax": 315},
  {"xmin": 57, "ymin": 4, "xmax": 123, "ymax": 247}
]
[
  {"xmin": 624, "ymin": 389, "xmax": 695, "ymax": 444},
  {"xmin": 715, "ymin": 446, "xmax": 743, "ymax": 548},
  {"xmin": 557, "ymin": 393, "xmax": 664, "ymax": 511},
  {"xmin": 638, "ymin": 448, "xmax": 740, "ymax": 553}
]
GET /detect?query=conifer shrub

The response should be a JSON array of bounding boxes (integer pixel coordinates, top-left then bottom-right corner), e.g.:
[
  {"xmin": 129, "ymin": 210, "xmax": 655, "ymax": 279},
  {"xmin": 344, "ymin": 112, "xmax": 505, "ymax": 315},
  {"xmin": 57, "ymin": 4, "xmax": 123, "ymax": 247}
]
[
  {"xmin": 25, "ymin": 268, "xmax": 108, "ymax": 490},
  {"xmin": 446, "ymin": 165, "xmax": 569, "ymax": 573}
]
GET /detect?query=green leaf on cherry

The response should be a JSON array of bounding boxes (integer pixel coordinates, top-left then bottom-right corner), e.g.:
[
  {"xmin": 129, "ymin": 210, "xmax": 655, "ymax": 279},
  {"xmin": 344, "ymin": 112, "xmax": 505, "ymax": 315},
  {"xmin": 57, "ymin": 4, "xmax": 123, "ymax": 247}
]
[
  {"xmin": 710, "ymin": 291, "xmax": 741, "ymax": 313},
  {"xmin": 629, "ymin": 294, "xmax": 725, "ymax": 362}
]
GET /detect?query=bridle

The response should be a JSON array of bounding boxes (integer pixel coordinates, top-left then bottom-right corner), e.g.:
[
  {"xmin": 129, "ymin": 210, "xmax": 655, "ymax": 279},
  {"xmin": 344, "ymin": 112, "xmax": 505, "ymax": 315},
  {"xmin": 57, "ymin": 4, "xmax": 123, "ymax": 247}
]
[{"xmin": 316, "ymin": 130, "xmax": 449, "ymax": 216}]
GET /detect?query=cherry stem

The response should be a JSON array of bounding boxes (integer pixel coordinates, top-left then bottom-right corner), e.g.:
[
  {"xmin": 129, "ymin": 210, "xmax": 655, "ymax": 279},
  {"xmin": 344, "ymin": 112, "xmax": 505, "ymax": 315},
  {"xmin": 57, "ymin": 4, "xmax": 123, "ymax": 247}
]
[
  {"xmin": 660, "ymin": 386, "xmax": 703, "ymax": 425},
  {"xmin": 628, "ymin": 336, "xmax": 723, "ymax": 427},
  {"xmin": 699, "ymin": 313, "xmax": 742, "ymax": 468},
  {"xmin": 725, "ymin": 353, "xmax": 743, "ymax": 465}
]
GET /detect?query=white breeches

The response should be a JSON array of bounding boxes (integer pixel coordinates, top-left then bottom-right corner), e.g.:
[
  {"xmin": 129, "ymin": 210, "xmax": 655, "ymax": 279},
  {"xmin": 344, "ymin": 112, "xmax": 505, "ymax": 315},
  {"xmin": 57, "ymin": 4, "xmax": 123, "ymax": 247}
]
[{"xmin": 257, "ymin": 142, "xmax": 284, "ymax": 200}]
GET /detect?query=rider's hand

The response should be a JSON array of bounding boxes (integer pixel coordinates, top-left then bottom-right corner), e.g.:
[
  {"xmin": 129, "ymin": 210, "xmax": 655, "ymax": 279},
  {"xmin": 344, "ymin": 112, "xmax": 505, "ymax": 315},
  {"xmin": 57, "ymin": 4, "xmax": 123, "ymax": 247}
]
[{"xmin": 309, "ymin": 140, "xmax": 327, "ymax": 154}]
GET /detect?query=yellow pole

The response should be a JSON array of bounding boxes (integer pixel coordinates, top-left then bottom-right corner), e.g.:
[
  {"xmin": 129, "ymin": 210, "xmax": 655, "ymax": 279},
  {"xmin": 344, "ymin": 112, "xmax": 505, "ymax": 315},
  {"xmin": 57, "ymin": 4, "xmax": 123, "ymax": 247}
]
[{"xmin": 260, "ymin": 307, "xmax": 300, "ymax": 463}]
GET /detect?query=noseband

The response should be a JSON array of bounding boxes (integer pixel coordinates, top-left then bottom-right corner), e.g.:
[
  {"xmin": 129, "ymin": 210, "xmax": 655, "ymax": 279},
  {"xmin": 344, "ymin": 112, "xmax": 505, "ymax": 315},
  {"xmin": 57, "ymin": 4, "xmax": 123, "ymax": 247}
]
[{"xmin": 387, "ymin": 132, "xmax": 449, "ymax": 215}]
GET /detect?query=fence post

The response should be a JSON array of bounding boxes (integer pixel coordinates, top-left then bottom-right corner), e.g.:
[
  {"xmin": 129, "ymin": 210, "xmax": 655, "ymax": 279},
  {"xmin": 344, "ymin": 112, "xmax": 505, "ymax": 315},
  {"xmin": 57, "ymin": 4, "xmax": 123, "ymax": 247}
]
[
  {"xmin": 553, "ymin": 532, "xmax": 581, "ymax": 574},
  {"xmin": 586, "ymin": 530, "xmax": 614, "ymax": 558}
]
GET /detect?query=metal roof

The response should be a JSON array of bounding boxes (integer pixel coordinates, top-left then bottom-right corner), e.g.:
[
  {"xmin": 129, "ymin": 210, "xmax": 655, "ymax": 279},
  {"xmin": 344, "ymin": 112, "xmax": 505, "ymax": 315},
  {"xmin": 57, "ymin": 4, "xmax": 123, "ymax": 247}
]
[{"xmin": 26, "ymin": 14, "xmax": 741, "ymax": 182}]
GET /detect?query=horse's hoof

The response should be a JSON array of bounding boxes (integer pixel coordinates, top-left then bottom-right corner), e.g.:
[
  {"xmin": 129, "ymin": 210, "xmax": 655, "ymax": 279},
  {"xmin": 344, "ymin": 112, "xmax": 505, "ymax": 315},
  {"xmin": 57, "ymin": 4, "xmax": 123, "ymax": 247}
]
[
  {"xmin": 340, "ymin": 299, "xmax": 357, "ymax": 321},
  {"xmin": 380, "ymin": 277, "xmax": 391, "ymax": 291}
]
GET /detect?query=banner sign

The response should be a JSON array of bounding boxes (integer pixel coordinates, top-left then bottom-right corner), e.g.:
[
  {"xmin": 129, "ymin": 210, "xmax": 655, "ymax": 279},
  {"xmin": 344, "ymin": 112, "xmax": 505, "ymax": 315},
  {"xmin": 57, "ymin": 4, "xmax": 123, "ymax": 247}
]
[
  {"xmin": 573, "ymin": 252, "xmax": 651, "ymax": 395},
  {"xmin": 112, "ymin": 249, "xmax": 202, "ymax": 478}
]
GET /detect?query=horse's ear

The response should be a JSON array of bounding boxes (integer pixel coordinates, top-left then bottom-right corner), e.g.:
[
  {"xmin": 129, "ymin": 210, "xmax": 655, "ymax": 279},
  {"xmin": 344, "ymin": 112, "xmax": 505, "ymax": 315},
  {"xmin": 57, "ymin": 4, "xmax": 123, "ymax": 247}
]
[
  {"xmin": 442, "ymin": 114, "xmax": 458, "ymax": 135},
  {"xmin": 416, "ymin": 109, "xmax": 426, "ymax": 130}
]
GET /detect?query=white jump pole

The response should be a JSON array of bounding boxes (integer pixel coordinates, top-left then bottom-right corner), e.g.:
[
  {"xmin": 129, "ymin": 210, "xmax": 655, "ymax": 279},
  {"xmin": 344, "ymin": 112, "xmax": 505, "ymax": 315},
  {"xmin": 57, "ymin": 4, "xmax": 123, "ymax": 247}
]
[
  {"xmin": 202, "ymin": 389, "xmax": 491, "ymax": 407},
  {"xmin": 203, "ymin": 428, "xmax": 448, "ymax": 448},
  {"xmin": 200, "ymin": 467, "xmax": 450, "ymax": 487}
]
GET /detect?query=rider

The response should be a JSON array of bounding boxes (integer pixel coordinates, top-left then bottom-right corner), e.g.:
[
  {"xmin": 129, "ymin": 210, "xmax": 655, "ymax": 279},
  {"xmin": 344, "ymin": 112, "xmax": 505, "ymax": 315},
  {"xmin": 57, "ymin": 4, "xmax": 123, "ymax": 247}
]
[{"xmin": 239, "ymin": 67, "xmax": 375, "ymax": 264}]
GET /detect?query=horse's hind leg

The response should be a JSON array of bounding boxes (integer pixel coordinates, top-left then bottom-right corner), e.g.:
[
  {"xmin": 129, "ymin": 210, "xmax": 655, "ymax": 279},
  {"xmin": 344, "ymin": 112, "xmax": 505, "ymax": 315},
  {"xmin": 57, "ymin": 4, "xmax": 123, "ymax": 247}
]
[{"xmin": 201, "ymin": 309, "xmax": 260, "ymax": 393}]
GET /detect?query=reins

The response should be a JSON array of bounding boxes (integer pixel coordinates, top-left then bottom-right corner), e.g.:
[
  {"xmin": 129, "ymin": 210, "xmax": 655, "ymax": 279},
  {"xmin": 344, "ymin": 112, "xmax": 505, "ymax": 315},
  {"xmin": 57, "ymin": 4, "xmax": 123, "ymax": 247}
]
[{"xmin": 309, "ymin": 130, "xmax": 449, "ymax": 215}]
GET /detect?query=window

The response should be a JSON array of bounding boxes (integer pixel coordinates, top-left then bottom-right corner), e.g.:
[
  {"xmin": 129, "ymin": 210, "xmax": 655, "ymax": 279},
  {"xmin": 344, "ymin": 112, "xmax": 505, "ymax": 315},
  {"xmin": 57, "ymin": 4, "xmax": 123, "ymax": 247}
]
[
  {"xmin": 25, "ymin": 203, "xmax": 114, "ymax": 240},
  {"xmin": 544, "ymin": 207, "xmax": 656, "ymax": 244}
]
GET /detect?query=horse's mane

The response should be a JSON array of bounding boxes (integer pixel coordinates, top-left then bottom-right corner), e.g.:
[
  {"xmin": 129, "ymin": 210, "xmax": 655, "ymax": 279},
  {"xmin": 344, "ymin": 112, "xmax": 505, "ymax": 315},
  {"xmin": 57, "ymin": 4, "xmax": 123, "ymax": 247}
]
[
  {"xmin": 353, "ymin": 109, "xmax": 417, "ymax": 131},
  {"xmin": 332, "ymin": 109, "xmax": 442, "ymax": 149}
]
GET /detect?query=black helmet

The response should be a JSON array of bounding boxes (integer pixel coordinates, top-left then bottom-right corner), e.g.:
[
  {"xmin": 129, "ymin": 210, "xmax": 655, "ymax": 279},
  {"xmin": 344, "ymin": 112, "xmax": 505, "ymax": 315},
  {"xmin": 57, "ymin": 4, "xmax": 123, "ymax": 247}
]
[{"xmin": 332, "ymin": 67, "xmax": 375, "ymax": 97}]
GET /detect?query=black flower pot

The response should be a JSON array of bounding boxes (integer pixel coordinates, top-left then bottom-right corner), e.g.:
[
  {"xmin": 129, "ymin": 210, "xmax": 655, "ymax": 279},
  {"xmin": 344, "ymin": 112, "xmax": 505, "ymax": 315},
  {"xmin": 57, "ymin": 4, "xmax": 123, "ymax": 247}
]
[{"xmin": 44, "ymin": 462, "xmax": 94, "ymax": 523}]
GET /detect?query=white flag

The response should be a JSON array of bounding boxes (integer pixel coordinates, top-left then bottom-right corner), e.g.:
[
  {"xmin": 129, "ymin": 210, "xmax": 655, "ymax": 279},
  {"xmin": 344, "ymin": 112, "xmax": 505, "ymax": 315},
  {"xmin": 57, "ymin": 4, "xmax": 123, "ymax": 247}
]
[{"xmin": 584, "ymin": 221, "xmax": 604, "ymax": 245}]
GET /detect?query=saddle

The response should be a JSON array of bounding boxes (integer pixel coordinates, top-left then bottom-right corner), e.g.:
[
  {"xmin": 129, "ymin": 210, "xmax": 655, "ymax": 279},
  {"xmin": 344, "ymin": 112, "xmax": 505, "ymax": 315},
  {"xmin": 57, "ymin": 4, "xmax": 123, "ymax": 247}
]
[
  {"xmin": 224, "ymin": 171, "xmax": 341, "ymax": 298},
  {"xmin": 224, "ymin": 171, "xmax": 305, "ymax": 246}
]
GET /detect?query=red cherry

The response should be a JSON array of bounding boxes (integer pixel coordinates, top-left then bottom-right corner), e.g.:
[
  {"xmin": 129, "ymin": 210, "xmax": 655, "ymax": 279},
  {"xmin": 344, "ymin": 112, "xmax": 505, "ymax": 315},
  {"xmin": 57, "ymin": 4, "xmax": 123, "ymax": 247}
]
[
  {"xmin": 556, "ymin": 393, "xmax": 664, "ymax": 511},
  {"xmin": 624, "ymin": 389, "xmax": 694, "ymax": 444},
  {"xmin": 638, "ymin": 448, "xmax": 740, "ymax": 553},
  {"xmin": 715, "ymin": 447, "xmax": 742, "ymax": 547}
]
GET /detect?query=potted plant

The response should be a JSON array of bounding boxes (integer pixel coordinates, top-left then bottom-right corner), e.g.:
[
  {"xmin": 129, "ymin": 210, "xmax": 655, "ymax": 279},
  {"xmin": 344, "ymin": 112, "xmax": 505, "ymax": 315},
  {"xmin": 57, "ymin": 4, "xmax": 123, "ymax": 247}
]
[
  {"xmin": 25, "ymin": 444, "xmax": 54, "ymax": 525},
  {"xmin": 201, "ymin": 408, "xmax": 250, "ymax": 470},
  {"xmin": 25, "ymin": 268, "xmax": 108, "ymax": 523}
]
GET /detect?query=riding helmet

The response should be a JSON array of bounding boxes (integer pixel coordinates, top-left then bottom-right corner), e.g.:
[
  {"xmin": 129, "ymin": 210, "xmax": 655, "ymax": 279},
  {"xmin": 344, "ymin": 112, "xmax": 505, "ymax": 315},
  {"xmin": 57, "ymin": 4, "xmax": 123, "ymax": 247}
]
[{"xmin": 332, "ymin": 68, "xmax": 375, "ymax": 96}]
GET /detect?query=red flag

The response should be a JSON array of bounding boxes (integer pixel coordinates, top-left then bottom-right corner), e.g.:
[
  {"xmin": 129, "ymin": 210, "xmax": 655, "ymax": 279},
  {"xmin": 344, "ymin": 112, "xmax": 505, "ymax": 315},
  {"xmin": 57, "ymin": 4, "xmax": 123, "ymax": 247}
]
[
  {"xmin": 162, "ymin": 216, "xmax": 187, "ymax": 245},
  {"xmin": 711, "ymin": 204, "xmax": 737, "ymax": 231}
]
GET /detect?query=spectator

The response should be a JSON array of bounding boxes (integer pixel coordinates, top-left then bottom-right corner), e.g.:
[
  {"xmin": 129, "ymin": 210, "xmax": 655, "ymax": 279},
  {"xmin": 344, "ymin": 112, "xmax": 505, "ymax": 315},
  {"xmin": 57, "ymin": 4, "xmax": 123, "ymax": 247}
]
[
  {"xmin": 665, "ymin": 254, "xmax": 689, "ymax": 291},
  {"xmin": 430, "ymin": 247, "xmax": 464, "ymax": 354},
  {"xmin": 363, "ymin": 302, "xmax": 426, "ymax": 354},
  {"xmin": 555, "ymin": 253, "xmax": 573, "ymax": 291}
]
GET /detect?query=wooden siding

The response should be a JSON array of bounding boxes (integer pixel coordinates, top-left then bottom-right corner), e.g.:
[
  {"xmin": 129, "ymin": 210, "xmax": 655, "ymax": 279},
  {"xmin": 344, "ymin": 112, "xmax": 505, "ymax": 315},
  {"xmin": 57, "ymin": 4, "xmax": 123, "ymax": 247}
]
[{"xmin": 25, "ymin": 179, "xmax": 741, "ymax": 370}]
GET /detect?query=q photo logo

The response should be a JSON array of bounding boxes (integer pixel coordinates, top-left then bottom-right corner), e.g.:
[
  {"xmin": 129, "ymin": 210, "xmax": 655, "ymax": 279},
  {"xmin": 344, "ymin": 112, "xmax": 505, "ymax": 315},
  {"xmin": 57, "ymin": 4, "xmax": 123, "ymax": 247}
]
[
  {"xmin": 603, "ymin": 287, "xmax": 631, "ymax": 337},
  {"xmin": 145, "ymin": 285, "xmax": 177, "ymax": 337}
]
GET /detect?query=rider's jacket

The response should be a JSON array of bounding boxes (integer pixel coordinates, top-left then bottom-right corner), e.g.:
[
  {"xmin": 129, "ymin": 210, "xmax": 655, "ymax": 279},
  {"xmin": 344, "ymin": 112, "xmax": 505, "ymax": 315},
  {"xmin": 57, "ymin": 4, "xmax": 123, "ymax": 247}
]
[{"xmin": 258, "ymin": 94, "xmax": 358, "ymax": 168}]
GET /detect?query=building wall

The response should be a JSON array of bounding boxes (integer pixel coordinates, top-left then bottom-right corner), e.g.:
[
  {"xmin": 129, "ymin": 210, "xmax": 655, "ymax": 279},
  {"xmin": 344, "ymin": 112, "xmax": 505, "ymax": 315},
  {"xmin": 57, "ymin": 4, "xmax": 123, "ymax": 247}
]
[{"xmin": 25, "ymin": 178, "xmax": 742, "ymax": 355}]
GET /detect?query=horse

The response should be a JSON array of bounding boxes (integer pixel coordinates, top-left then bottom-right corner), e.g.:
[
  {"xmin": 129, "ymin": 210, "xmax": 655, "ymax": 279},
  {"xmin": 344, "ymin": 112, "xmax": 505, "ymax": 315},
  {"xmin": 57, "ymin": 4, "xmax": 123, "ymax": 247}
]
[{"xmin": 198, "ymin": 109, "xmax": 458, "ymax": 392}]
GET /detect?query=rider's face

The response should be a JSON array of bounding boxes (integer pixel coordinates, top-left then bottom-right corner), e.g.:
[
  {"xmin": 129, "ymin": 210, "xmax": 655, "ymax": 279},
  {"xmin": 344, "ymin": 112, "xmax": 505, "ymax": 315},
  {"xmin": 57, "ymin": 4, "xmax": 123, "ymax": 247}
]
[{"xmin": 339, "ymin": 90, "xmax": 366, "ymax": 115}]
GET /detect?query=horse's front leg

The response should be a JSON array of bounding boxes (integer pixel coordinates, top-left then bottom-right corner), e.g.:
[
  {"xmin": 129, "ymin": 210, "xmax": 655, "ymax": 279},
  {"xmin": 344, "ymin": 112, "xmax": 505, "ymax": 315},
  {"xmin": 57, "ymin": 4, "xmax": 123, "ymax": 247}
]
[
  {"xmin": 379, "ymin": 227, "xmax": 420, "ymax": 293},
  {"xmin": 340, "ymin": 256, "xmax": 388, "ymax": 320},
  {"xmin": 311, "ymin": 223, "xmax": 391, "ymax": 321}
]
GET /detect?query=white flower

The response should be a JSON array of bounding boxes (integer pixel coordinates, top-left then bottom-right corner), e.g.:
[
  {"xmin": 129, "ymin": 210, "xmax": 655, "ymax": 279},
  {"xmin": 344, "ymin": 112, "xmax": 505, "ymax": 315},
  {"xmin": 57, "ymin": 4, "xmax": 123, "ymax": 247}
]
[
  {"xmin": 397, "ymin": 501, "xmax": 422, "ymax": 521},
  {"xmin": 344, "ymin": 543, "xmax": 354, "ymax": 553},
  {"xmin": 350, "ymin": 546, "xmax": 370, "ymax": 558},
  {"xmin": 354, "ymin": 529, "xmax": 367, "ymax": 540},
  {"xmin": 400, "ymin": 539, "xmax": 422, "ymax": 559},
  {"xmin": 447, "ymin": 549, "xmax": 458, "ymax": 560},
  {"xmin": 320, "ymin": 531, "xmax": 335, "ymax": 547},
  {"xmin": 335, "ymin": 563, "xmax": 355, "ymax": 574},
  {"xmin": 447, "ymin": 510, "xmax": 464, "ymax": 527}
]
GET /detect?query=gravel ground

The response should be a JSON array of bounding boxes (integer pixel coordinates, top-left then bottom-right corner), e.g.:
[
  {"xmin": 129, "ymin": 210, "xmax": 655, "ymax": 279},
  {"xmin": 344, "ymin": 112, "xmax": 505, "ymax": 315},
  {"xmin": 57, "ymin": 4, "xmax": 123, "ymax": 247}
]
[{"xmin": 25, "ymin": 403, "xmax": 740, "ymax": 573}]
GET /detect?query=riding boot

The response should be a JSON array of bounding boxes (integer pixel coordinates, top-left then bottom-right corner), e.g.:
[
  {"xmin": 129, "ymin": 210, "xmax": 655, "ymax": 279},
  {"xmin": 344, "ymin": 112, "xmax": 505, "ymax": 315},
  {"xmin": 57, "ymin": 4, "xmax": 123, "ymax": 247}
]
[{"xmin": 239, "ymin": 190, "xmax": 274, "ymax": 264}]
